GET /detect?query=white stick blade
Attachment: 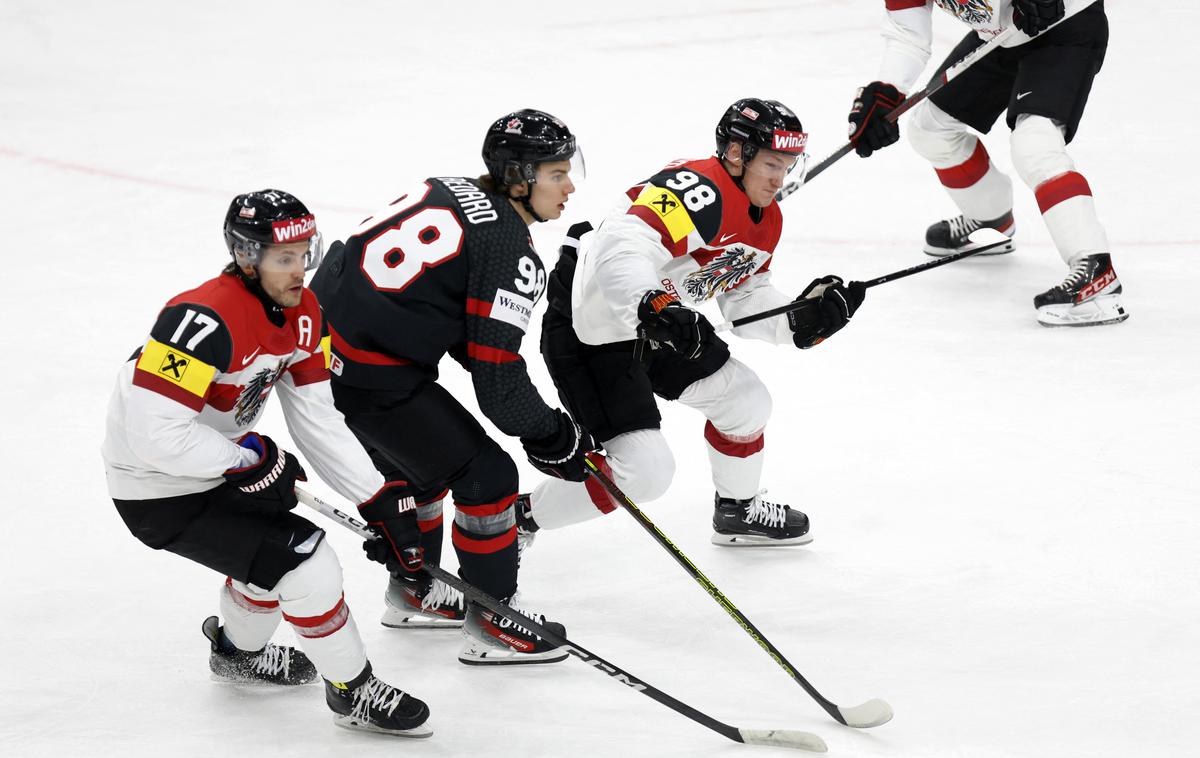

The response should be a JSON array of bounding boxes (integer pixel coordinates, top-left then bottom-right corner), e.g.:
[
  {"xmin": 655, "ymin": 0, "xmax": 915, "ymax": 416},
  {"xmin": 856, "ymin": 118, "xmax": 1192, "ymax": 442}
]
[
  {"xmin": 738, "ymin": 729, "xmax": 828, "ymax": 752},
  {"xmin": 837, "ymin": 698, "xmax": 894, "ymax": 728},
  {"xmin": 966, "ymin": 227, "xmax": 1008, "ymax": 248}
]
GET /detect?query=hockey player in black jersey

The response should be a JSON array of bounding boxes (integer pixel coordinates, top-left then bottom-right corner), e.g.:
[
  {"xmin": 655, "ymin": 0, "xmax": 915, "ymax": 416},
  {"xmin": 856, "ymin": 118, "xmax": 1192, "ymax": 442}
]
[{"xmin": 311, "ymin": 109, "xmax": 593, "ymax": 664}]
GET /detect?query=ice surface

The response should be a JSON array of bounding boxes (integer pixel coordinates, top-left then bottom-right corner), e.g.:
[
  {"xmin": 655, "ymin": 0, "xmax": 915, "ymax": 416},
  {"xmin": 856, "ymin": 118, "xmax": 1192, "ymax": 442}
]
[{"xmin": 2, "ymin": 2, "xmax": 1197, "ymax": 756}]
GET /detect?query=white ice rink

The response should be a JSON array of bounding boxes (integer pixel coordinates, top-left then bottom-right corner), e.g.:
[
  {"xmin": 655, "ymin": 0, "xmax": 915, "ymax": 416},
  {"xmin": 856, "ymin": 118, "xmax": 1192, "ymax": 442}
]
[{"xmin": 2, "ymin": 1, "xmax": 1197, "ymax": 756}]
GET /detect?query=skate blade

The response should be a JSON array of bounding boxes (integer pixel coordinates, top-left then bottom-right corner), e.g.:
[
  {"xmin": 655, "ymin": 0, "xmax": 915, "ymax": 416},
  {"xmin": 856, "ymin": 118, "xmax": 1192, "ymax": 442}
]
[
  {"xmin": 381, "ymin": 608, "xmax": 464, "ymax": 629},
  {"xmin": 332, "ymin": 714, "xmax": 433, "ymax": 738},
  {"xmin": 1036, "ymin": 295, "xmax": 1129, "ymax": 328},
  {"xmin": 208, "ymin": 672, "xmax": 319, "ymax": 686},
  {"xmin": 923, "ymin": 239, "xmax": 1013, "ymax": 257},
  {"xmin": 710, "ymin": 531, "xmax": 814, "ymax": 547},
  {"xmin": 457, "ymin": 641, "xmax": 569, "ymax": 666}
]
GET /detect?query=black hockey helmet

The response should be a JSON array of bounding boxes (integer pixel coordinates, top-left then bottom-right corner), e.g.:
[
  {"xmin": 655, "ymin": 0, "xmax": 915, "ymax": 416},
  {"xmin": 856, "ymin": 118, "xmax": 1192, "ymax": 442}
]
[
  {"xmin": 223, "ymin": 189, "xmax": 324, "ymax": 272},
  {"xmin": 482, "ymin": 109, "xmax": 581, "ymax": 189},
  {"xmin": 715, "ymin": 98, "xmax": 807, "ymax": 165}
]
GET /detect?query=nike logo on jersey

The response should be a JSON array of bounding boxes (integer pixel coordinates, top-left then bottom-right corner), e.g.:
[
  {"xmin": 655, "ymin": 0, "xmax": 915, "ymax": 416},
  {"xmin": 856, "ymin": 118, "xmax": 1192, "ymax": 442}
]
[
  {"xmin": 240, "ymin": 347, "xmax": 261, "ymax": 366},
  {"xmin": 717, "ymin": 232, "xmax": 738, "ymax": 245},
  {"xmin": 1016, "ymin": 91, "xmax": 1032, "ymax": 100}
]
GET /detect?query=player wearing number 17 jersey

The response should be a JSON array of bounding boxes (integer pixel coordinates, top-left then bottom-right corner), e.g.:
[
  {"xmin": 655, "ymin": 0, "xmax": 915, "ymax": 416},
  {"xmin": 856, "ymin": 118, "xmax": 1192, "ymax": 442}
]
[
  {"xmin": 101, "ymin": 190, "xmax": 430, "ymax": 737},
  {"xmin": 311, "ymin": 109, "xmax": 593, "ymax": 664},
  {"xmin": 522, "ymin": 99, "xmax": 866, "ymax": 547}
]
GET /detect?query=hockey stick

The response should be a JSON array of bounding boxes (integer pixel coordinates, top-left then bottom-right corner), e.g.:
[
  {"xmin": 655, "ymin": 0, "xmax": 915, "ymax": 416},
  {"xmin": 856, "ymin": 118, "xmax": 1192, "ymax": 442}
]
[
  {"xmin": 295, "ymin": 487, "xmax": 828, "ymax": 752},
  {"xmin": 715, "ymin": 228, "xmax": 1010, "ymax": 332},
  {"xmin": 775, "ymin": 24, "xmax": 1019, "ymax": 202},
  {"xmin": 582, "ymin": 459, "xmax": 892, "ymax": 729}
]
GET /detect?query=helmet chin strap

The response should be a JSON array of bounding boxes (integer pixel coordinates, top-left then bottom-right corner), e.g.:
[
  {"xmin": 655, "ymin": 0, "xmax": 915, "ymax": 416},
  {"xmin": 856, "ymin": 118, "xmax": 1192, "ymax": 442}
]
[{"xmin": 516, "ymin": 183, "xmax": 548, "ymax": 223}]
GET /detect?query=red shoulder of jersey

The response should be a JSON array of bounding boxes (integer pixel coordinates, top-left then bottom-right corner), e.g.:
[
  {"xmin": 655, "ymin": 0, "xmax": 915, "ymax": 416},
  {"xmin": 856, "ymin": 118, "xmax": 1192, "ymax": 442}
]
[
  {"xmin": 283, "ymin": 288, "xmax": 330, "ymax": 387},
  {"xmin": 624, "ymin": 156, "xmax": 782, "ymax": 261}
]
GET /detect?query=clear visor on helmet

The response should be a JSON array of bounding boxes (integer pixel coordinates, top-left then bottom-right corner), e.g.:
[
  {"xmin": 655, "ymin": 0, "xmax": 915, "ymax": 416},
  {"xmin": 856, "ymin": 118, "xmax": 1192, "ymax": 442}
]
[
  {"xmin": 231, "ymin": 230, "xmax": 325, "ymax": 273},
  {"xmin": 745, "ymin": 147, "xmax": 809, "ymax": 184},
  {"xmin": 532, "ymin": 147, "xmax": 587, "ymax": 187}
]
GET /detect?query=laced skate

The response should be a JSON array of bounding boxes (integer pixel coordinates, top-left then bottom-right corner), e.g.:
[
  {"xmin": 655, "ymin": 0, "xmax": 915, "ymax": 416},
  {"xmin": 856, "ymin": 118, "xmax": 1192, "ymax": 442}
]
[
  {"xmin": 924, "ymin": 211, "xmax": 1015, "ymax": 257},
  {"xmin": 1034, "ymin": 253, "xmax": 1128, "ymax": 327},
  {"xmin": 711, "ymin": 491, "xmax": 812, "ymax": 546},
  {"xmin": 381, "ymin": 574, "xmax": 465, "ymax": 629},
  {"xmin": 202, "ymin": 615, "xmax": 318, "ymax": 685},
  {"xmin": 326, "ymin": 663, "xmax": 431, "ymax": 737},
  {"xmin": 458, "ymin": 594, "xmax": 568, "ymax": 665}
]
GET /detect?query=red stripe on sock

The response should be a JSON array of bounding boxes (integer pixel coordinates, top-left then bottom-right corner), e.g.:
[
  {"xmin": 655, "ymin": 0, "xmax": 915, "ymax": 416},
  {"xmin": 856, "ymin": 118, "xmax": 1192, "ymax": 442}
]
[
  {"xmin": 284, "ymin": 596, "xmax": 349, "ymax": 639},
  {"xmin": 934, "ymin": 140, "xmax": 990, "ymax": 189},
  {"xmin": 224, "ymin": 577, "xmax": 279, "ymax": 611},
  {"xmin": 583, "ymin": 452, "xmax": 619, "ymax": 514},
  {"xmin": 704, "ymin": 421, "xmax": 765, "ymax": 459},
  {"xmin": 455, "ymin": 494, "xmax": 517, "ymax": 518},
  {"xmin": 418, "ymin": 512, "xmax": 443, "ymax": 533},
  {"xmin": 1035, "ymin": 171, "xmax": 1092, "ymax": 214},
  {"xmin": 451, "ymin": 524, "xmax": 517, "ymax": 554}
]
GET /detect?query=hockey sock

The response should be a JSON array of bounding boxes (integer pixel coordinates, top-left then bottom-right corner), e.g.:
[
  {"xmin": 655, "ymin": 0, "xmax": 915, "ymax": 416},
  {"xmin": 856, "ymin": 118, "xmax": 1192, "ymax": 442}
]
[
  {"xmin": 275, "ymin": 540, "xmax": 367, "ymax": 683},
  {"xmin": 219, "ymin": 577, "xmax": 283, "ymax": 652}
]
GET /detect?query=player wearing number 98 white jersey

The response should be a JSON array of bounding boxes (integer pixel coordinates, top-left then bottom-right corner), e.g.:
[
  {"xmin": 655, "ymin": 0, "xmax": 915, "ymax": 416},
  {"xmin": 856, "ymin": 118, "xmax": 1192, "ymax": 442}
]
[{"xmin": 524, "ymin": 99, "xmax": 867, "ymax": 548}]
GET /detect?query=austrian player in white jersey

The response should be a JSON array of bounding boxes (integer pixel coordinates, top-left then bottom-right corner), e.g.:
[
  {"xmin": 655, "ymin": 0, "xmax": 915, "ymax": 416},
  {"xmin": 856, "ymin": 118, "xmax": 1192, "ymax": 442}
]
[
  {"xmin": 849, "ymin": 0, "xmax": 1125, "ymax": 326},
  {"xmin": 101, "ymin": 190, "xmax": 430, "ymax": 737},
  {"xmin": 518, "ymin": 99, "xmax": 865, "ymax": 546}
]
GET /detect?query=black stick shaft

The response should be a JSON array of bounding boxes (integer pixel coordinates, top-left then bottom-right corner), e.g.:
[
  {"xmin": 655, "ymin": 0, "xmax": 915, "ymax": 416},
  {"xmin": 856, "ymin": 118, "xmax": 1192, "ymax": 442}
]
[
  {"xmin": 584, "ymin": 459, "xmax": 852, "ymax": 726},
  {"xmin": 293, "ymin": 488, "xmax": 765, "ymax": 746},
  {"xmin": 724, "ymin": 235, "xmax": 1008, "ymax": 330}
]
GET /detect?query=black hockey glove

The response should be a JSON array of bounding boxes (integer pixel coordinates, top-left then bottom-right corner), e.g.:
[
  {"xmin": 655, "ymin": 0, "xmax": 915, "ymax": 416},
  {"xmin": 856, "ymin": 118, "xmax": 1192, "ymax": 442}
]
[
  {"xmin": 223, "ymin": 433, "xmax": 307, "ymax": 512},
  {"xmin": 788, "ymin": 276, "xmax": 867, "ymax": 349},
  {"xmin": 1012, "ymin": 0, "xmax": 1064, "ymax": 37},
  {"xmin": 521, "ymin": 409, "xmax": 597, "ymax": 482},
  {"xmin": 848, "ymin": 82, "xmax": 905, "ymax": 158},
  {"xmin": 358, "ymin": 481, "xmax": 423, "ymax": 574},
  {"xmin": 636, "ymin": 290, "xmax": 722, "ymax": 361}
]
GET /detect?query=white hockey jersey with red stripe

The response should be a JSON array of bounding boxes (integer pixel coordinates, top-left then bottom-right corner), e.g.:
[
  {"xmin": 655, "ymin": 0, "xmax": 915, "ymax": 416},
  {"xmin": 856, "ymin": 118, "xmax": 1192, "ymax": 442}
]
[
  {"xmin": 102, "ymin": 272, "xmax": 383, "ymax": 502},
  {"xmin": 879, "ymin": 0, "xmax": 1100, "ymax": 93},
  {"xmin": 571, "ymin": 156, "xmax": 794, "ymax": 346}
]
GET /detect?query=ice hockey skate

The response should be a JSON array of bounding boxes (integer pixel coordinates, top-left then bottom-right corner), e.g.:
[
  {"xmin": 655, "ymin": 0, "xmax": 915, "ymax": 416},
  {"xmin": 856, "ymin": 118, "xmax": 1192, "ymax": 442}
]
[
  {"xmin": 458, "ymin": 595, "xmax": 568, "ymax": 665},
  {"xmin": 201, "ymin": 616, "xmax": 318, "ymax": 685},
  {"xmin": 325, "ymin": 662, "xmax": 431, "ymax": 738},
  {"xmin": 1034, "ymin": 253, "xmax": 1129, "ymax": 327},
  {"xmin": 924, "ymin": 212, "xmax": 1015, "ymax": 257},
  {"xmin": 711, "ymin": 491, "xmax": 813, "ymax": 546},
  {"xmin": 380, "ymin": 574, "xmax": 465, "ymax": 629}
]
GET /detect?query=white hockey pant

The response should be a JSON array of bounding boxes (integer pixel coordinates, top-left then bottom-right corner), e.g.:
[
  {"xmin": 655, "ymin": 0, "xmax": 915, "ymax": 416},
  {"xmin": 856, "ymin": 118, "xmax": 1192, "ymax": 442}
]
[
  {"xmin": 909, "ymin": 101, "xmax": 1108, "ymax": 264},
  {"xmin": 219, "ymin": 539, "xmax": 367, "ymax": 682}
]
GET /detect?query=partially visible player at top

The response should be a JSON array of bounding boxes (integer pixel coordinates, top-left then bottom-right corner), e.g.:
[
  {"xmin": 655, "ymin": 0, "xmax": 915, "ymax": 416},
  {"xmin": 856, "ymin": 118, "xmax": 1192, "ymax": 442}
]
[
  {"xmin": 101, "ymin": 190, "xmax": 430, "ymax": 737},
  {"xmin": 848, "ymin": 0, "xmax": 1125, "ymax": 326},
  {"xmin": 518, "ymin": 98, "xmax": 864, "ymax": 547},
  {"xmin": 310, "ymin": 110, "xmax": 595, "ymax": 664}
]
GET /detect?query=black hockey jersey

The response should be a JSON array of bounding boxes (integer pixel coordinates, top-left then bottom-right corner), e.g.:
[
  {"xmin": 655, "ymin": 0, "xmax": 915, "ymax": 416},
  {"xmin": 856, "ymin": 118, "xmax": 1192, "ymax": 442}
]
[{"xmin": 311, "ymin": 177, "xmax": 557, "ymax": 441}]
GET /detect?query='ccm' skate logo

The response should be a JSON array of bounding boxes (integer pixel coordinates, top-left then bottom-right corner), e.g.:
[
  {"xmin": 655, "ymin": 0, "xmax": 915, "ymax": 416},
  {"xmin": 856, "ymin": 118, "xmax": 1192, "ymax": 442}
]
[
  {"xmin": 772, "ymin": 130, "xmax": 807, "ymax": 154},
  {"xmin": 1078, "ymin": 268, "xmax": 1116, "ymax": 302},
  {"xmin": 561, "ymin": 645, "xmax": 647, "ymax": 691},
  {"xmin": 272, "ymin": 214, "xmax": 316, "ymax": 243}
]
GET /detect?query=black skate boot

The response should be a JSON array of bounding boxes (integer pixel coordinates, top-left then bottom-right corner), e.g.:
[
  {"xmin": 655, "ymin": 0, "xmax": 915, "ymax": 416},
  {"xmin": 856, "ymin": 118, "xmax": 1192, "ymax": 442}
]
[
  {"xmin": 515, "ymin": 493, "xmax": 539, "ymax": 560},
  {"xmin": 325, "ymin": 661, "xmax": 432, "ymax": 738},
  {"xmin": 458, "ymin": 594, "xmax": 568, "ymax": 666},
  {"xmin": 711, "ymin": 492, "xmax": 812, "ymax": 546},
  {"xmin": 202, "ymin": 615, "xmax": 318, "ymax": 685},
  {"xmin": 1033, "ymin": 253, "xmax": 1129, "ymax": 327},
  {"xmin": 924, "ymin": 211, "xmax": 1015, "ymax": 257},
  {"xmin": 381, "ymin": 573, "xmax": 465, "ymax": 629}
]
